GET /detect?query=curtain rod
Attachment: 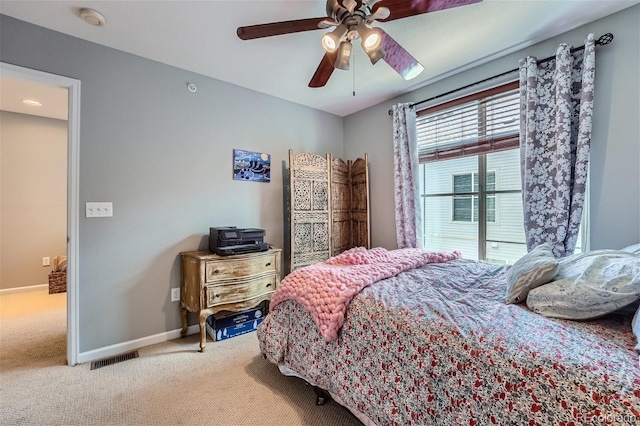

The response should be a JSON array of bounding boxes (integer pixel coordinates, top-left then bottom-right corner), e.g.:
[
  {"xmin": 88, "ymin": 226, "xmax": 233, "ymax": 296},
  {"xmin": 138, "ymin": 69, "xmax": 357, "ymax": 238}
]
[{"xmin": 388, "ymin": 33, "xmax": 614, "ymax": 116}]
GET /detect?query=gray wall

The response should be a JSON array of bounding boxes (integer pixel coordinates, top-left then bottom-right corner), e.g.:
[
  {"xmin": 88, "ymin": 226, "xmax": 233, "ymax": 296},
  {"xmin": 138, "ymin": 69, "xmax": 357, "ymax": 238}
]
[
  {"xmin": 0, "ymin": 15, "xmax": 344, "ymax": 352},
  {"xmin": 2, "ymin": 5, "xmax": 639, "ymax": 354},
  {"xmin": 344, "ymin": 5, "xmax": 640, "ymax": 252},
  {"xmin": 0, "ymin": 112, "xmax": 67, "ymax": 289}
]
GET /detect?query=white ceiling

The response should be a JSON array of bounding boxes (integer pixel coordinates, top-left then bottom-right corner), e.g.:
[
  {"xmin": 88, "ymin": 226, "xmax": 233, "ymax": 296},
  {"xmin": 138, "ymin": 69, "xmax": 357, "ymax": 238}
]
[{"xmin": 1, "ymin": 0, "xmax": 638, "ymax": 118}]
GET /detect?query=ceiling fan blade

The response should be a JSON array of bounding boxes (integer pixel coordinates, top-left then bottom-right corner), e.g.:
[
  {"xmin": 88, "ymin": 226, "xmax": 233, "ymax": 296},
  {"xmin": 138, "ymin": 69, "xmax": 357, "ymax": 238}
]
[
  {"xmin": 374, "ymin": 0, "xmax": 482, "ymax": 22},
  {"xmin": 380, "ymin": 30, "xmax": 425, "ymax": 80},
  {"xmin": 309, "ymin": 51, "xmax": 338, "ymax": 88},
  {"xmin": 237, "ymin": 17, "xmax": 328, "ymax": 40}
]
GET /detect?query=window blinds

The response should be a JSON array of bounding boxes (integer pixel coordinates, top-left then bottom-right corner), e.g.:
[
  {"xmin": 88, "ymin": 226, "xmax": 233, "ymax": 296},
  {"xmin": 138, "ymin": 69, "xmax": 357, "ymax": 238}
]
[{"xmin": 417, "ymin": 81, "xmax": 520, "ymax": 163}]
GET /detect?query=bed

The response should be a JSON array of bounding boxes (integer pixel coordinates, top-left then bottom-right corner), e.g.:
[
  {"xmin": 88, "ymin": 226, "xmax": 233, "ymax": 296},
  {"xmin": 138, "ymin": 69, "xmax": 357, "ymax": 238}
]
[{"xmin": 257, "ymin": 247, "xmax": 640, "ymax": 425}]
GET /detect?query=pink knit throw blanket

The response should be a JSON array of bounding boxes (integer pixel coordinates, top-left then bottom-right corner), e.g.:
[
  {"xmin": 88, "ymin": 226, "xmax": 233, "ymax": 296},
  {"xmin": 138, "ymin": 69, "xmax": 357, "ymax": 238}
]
[{"xmin": 269, "ymin": 247, "xmax": 461, "ymax": 341}]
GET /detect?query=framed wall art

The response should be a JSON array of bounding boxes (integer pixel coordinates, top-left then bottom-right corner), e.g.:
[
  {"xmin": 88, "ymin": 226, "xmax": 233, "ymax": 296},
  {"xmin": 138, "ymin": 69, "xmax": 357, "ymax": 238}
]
[{"xmin": 233, "ymin": 149, "xmax": 271, "ymax": 182}]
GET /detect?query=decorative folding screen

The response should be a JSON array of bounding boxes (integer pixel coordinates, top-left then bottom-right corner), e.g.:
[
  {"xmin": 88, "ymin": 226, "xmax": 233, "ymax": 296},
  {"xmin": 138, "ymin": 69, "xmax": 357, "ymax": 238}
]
[{"xmin": 288, "ymin": 150, "xmax": 370, "ymax": 272}]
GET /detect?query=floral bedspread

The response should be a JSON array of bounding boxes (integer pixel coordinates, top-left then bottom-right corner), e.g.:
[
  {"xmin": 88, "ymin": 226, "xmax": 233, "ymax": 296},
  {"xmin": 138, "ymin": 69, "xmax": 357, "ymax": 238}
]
[
  {"xmin": 270, "ymin": 247, "xmax": 460, "ymax": 341},
  {"xmin": 258, "ymin": 259, "xmax": 640, "ymax": 426}
]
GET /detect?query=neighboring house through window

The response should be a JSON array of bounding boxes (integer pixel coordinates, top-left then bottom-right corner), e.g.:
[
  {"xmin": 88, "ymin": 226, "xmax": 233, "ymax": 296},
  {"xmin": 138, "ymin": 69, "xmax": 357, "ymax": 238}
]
[{"xmin": 453, "ymin": 171, "xmax": 495, "ymax": 223}]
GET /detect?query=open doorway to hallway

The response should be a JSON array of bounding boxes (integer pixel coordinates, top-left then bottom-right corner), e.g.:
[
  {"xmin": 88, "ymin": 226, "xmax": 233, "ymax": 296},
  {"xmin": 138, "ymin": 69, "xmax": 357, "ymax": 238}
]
[
  {"xmin": 0, "ymin": 62, "xmax": 80, "ymax": 365},
  {"xmin": 0, "ymin": 73, "xmax": 68, "ymax": 364}
]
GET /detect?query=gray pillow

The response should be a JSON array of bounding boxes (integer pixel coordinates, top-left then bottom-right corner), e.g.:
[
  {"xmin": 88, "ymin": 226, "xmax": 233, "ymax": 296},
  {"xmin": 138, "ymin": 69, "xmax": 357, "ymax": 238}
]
[{"xmin": 505, "ymin": 243, "xmax": 558, "ymax": 304}]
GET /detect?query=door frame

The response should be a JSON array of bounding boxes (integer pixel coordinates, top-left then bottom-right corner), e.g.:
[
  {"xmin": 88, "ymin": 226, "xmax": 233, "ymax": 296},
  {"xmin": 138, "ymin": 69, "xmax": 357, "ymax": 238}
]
[{"xmin": 1, "ymin": 62, "xmax": 81, "ymax": 365}]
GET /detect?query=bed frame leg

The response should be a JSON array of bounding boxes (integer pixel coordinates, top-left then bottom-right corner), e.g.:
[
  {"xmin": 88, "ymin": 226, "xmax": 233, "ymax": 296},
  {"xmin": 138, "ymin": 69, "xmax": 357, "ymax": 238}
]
[{"xmin": 312, "ymin": 385, "xmax": 329, "ymax": 405}]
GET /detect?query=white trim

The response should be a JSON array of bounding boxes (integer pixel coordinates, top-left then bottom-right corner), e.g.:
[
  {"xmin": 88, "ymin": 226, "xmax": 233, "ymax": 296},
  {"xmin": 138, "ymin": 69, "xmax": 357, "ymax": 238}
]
[
  {"xmin": 67, "ymin": 74, "xmax": 81, "ymax": 367},
  {"xmin": 0, "ymin": 62, "xmax": 81, "ymax": 366},
  {"xmin": 77, "ymin": 325, "xmax": 200, "ymax": 364},
  {"xmin": 0, "ymin": 284, "xmax": 48, "ymax": 295}
]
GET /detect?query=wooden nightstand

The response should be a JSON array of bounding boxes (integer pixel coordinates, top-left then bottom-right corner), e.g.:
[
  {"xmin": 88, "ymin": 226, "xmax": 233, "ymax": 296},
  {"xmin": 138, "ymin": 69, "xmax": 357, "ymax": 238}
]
[{"xmin": 180, "ymin": 248, "xmax": 282, "ymax": 352}]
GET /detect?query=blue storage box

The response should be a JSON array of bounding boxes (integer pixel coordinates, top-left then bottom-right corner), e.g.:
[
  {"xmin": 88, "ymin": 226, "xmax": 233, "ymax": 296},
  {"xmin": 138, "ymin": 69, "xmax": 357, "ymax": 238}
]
[
  {"xmin": 213, "ymin": 304, "xmax": 265, "ymax": 329},
  {"xmin": 205, "ymin": 304, "xmax": 266, "ymax": 342}
]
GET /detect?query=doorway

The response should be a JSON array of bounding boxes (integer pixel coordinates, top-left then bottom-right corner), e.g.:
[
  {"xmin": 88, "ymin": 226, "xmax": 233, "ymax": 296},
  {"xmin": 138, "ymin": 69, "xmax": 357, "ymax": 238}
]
[{"xmin": 0, "ymin": 62, "xmax": 80, "ymax": 365}]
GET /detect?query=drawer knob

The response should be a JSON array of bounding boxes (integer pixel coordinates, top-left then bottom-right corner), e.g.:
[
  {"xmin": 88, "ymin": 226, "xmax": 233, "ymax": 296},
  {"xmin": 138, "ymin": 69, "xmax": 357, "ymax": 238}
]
[
  {"xmin": 214, "ymin": 269, "xmax": 220, "ymax": 273},
  {"xmin": 265, "ymin": 283, "xmax": 272, "ymax": 288},
  {"xmin": 265, "ymin": 262, "xmax": 271, "ymax": 267},
  {"xmin": 215, "ymin": 294, "xmax": 220, "ymax": 298}
]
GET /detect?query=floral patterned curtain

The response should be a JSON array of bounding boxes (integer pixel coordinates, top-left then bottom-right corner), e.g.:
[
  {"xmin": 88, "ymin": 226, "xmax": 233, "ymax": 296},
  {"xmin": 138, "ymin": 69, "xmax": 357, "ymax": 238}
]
[
  {"xmin": 519, "ymin": 34, "xmax": 596, "ymax": 257},
  {"xmin": 392, "ymin": 103, "xmax": 423, "ymax": 249}
]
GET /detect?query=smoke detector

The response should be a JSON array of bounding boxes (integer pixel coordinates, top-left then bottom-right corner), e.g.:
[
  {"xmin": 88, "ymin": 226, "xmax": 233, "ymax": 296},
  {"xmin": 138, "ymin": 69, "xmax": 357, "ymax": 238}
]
[{"xmin": 79, "ymin": 8, "xmax": 106, "ymax": 27}]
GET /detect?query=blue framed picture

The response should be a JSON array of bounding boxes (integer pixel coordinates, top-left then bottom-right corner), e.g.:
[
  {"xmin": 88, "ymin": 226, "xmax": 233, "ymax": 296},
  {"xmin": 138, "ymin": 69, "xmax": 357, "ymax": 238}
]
[{"xmin": 233, "ymin": 149, "xmax": 271, "ymax": 182}]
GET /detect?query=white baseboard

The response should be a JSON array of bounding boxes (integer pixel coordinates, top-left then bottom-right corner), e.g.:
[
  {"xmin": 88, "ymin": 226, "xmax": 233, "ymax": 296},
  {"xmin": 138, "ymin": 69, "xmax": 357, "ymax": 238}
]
[
  {"xmin": 1, "ymin": 285, "xmax": 204, "ymax": 365},
  {"xmin": 76, "ymin": 324, "xmax": 201, "ymax": 365},
  {"xmin": 0, "ymin": 284, "xmax": 48, "ymax": 295}
]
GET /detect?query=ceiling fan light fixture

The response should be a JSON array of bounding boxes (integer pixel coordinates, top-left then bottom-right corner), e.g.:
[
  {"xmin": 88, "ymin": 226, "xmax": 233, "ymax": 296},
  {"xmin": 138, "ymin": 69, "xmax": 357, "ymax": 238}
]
[
  {"xmin": 321, "ymin": 24, "xmax": 348, "ymax": 52},
  {"xmin": 364, "ymin": 45, "xmax": 385, "ymax": 65},
  {"xmin": 356, "ymin": 23, "xmax": 381, "ymax": 50},
  {"xmin": 335, "ymin": 41, "xmax": 352, "ymax": 70},
  {"xmin": 357, "ymin": 24, "xmax": 384, "ymax": 64},
  {"xmin": 362, "ymin": 31, "xmax": 381, "ymax": 51},
  {"xmin": 321, "ymin": 33, "xmax": 338, "ymax": 52}
]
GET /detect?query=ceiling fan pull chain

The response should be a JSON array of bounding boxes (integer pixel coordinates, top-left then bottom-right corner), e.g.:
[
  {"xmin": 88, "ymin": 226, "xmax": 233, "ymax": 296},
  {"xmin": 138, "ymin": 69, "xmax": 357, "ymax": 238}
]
[{"xmin": 352, "ymin": 53, "xmax": 356, "ymax": 97}]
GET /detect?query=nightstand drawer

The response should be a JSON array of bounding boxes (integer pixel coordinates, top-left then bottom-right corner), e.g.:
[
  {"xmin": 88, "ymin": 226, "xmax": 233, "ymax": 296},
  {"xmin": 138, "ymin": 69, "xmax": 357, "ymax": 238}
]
[
  {"xmin": 205, "ymin": 253, "xmax": 277, "ymax": 282},
  {"xmin": 205, "ymin": 275, "xmax": 277, "ymax": 308}
]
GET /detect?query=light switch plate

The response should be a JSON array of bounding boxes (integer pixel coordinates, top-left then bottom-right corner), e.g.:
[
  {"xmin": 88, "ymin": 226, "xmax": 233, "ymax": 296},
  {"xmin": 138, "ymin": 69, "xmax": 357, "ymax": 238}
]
[{"xmin": 86, "ymin": 202, "xmax": 113, "ymax": 218}]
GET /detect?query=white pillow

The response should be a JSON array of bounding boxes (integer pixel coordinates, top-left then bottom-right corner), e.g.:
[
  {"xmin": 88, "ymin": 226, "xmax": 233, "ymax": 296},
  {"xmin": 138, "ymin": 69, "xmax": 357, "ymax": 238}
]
[
  {"xmin": 505, "ymin": 243, "xmax": 559, "ymax": 304},
  {"xmin": 527, "ymin": 251, "xmax": 640, "ymax": 320}
]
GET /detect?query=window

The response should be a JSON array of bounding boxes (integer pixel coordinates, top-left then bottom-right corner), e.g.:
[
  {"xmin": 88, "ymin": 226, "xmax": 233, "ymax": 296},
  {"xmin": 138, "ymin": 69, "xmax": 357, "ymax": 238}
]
[
  {"xmin": 417, "ymin": 82, "xmax": 526, "ymax": 263},
  {"xmin": 452, "ymin": 171, "xmax": 495, "ymax": 223},
  {"xmin": 417, "ymin": 82, "xmax": 586, "ymax": 263}
]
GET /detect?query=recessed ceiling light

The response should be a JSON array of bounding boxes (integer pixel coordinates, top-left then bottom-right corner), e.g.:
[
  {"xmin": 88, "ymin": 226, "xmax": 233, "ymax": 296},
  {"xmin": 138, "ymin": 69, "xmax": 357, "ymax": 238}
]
[
  {"xmin": 22, "ymin": 99, "xmax": 42, "ymax": 107},
  {"xmin": 79, "ymin": 8, "xmax": 106, "ymax": 27}
]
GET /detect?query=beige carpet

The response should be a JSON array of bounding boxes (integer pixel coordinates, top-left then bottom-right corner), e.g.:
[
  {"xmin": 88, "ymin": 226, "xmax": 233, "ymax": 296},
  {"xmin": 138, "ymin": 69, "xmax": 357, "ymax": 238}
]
[{"xmin": 0, "ymin": 289, "xmax": 362, "ymax": 425}]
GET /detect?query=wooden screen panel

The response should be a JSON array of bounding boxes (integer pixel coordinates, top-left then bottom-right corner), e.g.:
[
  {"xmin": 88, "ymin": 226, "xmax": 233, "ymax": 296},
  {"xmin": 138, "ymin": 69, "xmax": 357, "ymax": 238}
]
[
  {"xmin": 289, "ymin": 150, "xmax": 331, "ymax": 271},
  {"xmin": 350, "ymin": 155, "xmax": 371, "ymax": 249},
  {"xmin": 331, "ymin": 157, "xmax": 352, "ymax": 256}
]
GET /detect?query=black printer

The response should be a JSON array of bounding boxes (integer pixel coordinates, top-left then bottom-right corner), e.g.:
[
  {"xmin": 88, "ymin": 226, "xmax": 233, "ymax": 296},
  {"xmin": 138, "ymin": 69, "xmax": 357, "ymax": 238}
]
[{"xmin": 209, "ymin": 227, "xmax": 269, "ymax": 256}]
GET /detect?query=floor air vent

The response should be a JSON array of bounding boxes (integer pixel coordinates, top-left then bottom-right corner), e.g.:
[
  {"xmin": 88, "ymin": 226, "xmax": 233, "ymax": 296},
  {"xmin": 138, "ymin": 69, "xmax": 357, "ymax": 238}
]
[{"xmin": 90, "ymin": 350, "xmax": 139, "ymax": 370}]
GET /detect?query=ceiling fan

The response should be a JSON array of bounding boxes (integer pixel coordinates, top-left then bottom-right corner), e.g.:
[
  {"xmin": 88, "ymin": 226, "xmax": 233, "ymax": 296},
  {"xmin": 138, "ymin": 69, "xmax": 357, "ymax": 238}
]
[{"xmin": 237, "ymin": 0, "xmax": 482, "ymax": 88}]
